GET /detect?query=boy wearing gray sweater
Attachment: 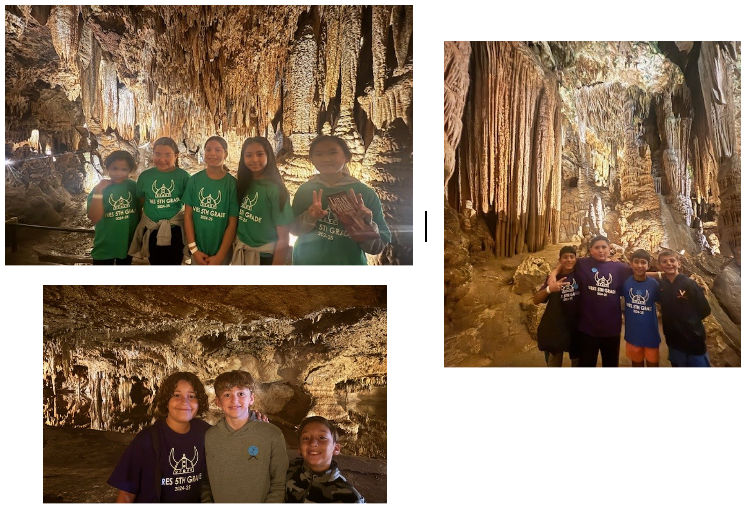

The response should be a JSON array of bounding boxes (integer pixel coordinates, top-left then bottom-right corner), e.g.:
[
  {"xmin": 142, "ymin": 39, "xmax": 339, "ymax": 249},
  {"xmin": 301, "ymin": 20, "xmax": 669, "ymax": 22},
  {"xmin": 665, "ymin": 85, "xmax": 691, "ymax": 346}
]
[{"xmin": 202, "ymin": 370, "xmax": 288, "ymax": 502}]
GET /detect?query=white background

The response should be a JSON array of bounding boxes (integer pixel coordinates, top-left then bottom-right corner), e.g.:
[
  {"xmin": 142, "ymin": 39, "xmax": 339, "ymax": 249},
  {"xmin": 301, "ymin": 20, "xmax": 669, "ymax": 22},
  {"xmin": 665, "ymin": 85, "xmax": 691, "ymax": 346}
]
[{"xmin": 2, "ymin": 1, "xmax": 746, "ymax": 506}]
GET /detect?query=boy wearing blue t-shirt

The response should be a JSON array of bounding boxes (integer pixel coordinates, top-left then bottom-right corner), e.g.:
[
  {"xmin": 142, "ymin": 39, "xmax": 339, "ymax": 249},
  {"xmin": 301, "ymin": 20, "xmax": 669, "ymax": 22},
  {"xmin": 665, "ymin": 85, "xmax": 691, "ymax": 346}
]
[{"xmin": 622, "ymin": 249, "xmax": 661, "ymax": 367}]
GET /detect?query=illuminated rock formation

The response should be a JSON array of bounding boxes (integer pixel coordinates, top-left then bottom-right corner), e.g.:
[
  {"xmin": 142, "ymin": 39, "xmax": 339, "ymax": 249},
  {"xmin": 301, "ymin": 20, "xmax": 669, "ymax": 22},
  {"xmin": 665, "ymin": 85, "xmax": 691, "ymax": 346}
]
[
  {"xmin": 444, "ymin": 41, "xmax": 740, "ymax": 365},
  {"xmin": 43, "ymin": 285, "xmax": 387, "ymax": 458},
  {"xmin": 5, "ymin": 6, "xmax": 413, "ymax": 263}
]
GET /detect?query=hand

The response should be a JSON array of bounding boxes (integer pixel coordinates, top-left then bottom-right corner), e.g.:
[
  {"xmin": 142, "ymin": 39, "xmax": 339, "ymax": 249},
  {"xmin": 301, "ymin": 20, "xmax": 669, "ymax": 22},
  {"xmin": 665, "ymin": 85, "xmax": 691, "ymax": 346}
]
[
  {"xmin": 548, "ymin": 277, "xmax": 569, "ymax": 293},
  {"xmin": 347, "ymin": 188, "xmax": 373, "ymax": 224},
  {"xmin": 307, "ymin": 189, "xmax": 328, "ymax": 220},
  {"xmin": 205, "ymin": 253, "xmax": 225, "ymax": 265},
  {"xmin": 94, "ymin": 179, "xmax": 114, "ymax": 192},
  {"xmin": 251, "ymin": 410, "xmax": 269, "ymax": 422},
  {"xmin": 192, "ymin": 250, "xmax": 209, "ymax": 265}
]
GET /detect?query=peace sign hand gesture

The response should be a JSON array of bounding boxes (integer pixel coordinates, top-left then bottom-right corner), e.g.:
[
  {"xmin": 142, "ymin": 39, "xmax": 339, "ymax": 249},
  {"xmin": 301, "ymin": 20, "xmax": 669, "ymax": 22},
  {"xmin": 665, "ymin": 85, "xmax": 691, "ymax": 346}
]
[
  {"xmin": 307, "ymin": 189, "xmax": 328, "ymax": 220},
  {"xmin": 347, "ymin": 188, "xmax": 372, "ymax": 224}
]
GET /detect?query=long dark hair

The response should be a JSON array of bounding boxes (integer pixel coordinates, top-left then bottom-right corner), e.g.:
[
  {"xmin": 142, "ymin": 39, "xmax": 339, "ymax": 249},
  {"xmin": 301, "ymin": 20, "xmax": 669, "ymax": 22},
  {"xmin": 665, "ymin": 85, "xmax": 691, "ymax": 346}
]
[{"xmin": 236, "ymin": 136, "xmax": 289, "ymax": 209}]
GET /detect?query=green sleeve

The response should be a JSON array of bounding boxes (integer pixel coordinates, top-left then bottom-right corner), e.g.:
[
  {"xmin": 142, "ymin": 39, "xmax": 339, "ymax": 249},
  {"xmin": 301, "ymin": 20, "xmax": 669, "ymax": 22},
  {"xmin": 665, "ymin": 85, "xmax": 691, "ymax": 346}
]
[
  {"xmin": 362, "ymin": 185, "xmax": 391, "ymax": 243},
  {"xmin": 291, "ymin": 184, "xmax": 313, "ymax": 217}
]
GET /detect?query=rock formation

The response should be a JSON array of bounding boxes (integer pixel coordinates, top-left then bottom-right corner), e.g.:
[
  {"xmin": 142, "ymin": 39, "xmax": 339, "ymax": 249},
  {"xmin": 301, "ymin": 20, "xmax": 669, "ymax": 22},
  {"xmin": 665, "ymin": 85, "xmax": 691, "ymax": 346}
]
[
  {"xmin": 43, "ymin": 285, "xmax": 387, "ymax": 458},
  {"xmin": 444, "ymin": 42, "xmax": 741, "ymax": 366},
  {"xmin": 5, "ymin": 6, "xmax": 413, "ymax": 264}
]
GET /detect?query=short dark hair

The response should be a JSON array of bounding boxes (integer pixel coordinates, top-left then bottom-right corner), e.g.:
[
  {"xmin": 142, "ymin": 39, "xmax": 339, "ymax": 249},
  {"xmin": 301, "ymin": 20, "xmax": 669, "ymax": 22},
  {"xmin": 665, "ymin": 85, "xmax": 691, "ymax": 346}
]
[
  {"xmin": 559, "ymin": 246, "xmax": 576, "ymax": 257},
  {"xmin": 297, "ymin": 416, "xmax": 339, "ymax": 443},
  {"xmin": 104, "ymin": 150, "xmax": 136, "ymax": 171},
  {"xmin": 151, "ymin": 372, "xmax": 208, "ymax": 419},
  {"xmin": 631, "ymin": 249, "xmax": 651, "ymax": 263},
  {"xmin": 589, "ymin": 235, "xmax": 609, "ymax": 248},
  {"xmin": 213, "ymin": 370, "xmax": 255, "ymax": 396}
]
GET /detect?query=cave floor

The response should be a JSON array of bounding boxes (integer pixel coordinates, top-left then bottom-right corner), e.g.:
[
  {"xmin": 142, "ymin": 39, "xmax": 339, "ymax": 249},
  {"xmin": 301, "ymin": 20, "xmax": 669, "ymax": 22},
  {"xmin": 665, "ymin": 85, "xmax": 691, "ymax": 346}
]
[
  {"xmin": 43, "ymin": 425, "xmax": 387, "ymax": 503},
  {"xmin": 444, "ymin": 243, "xmax": 672, "ymax": 368}
]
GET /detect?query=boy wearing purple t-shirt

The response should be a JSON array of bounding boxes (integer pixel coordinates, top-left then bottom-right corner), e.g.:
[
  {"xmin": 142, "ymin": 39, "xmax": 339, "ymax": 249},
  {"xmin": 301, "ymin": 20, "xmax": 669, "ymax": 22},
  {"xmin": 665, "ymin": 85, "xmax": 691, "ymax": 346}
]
[{"xmin": 622, "ymin": 249, "xmax": 661, "ymax": 367}]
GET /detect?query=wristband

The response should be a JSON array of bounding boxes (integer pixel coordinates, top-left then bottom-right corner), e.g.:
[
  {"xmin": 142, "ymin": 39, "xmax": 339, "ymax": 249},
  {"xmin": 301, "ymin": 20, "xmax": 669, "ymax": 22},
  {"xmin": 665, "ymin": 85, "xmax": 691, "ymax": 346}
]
[
  {"xmin": 658, "ymin": 271, "xmax": 663, "ymax": 279},
  {"xmin": 188, "ymin": 242, "xmax": 197, "ymax": 249},
  {"xmin": 189, "ymin": 246, "xmax": 198, "ymax": 254},
  {"xmin": 92, "ymin": 193, "xmax": 103, "ymax": 199},
  {"xmin": 546, "ymin": 285, "xmax": 552, "ymax": 294}
]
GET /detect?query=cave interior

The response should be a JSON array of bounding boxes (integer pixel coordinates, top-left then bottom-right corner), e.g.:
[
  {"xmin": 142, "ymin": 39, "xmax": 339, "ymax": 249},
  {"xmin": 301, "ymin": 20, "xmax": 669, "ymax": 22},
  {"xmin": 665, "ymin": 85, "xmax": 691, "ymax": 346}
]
[
  {"xmin": 5, "ymin": 5, "xmax": 413, "ymax": 264},
  {"xmin": 42, "ymin": 285, "xmax": 387, "ymax": 502},
  {"xmin": 443, "ymin": 41, "xmax": 741, "ymax": 367}
]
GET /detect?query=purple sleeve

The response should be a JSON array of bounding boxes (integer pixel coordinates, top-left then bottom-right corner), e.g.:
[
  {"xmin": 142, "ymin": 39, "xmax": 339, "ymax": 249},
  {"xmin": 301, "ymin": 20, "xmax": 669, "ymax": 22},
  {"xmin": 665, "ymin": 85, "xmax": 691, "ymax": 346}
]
[{"xmin": 107, "ymin": 431, "xmax": 147, "ymax": 496}]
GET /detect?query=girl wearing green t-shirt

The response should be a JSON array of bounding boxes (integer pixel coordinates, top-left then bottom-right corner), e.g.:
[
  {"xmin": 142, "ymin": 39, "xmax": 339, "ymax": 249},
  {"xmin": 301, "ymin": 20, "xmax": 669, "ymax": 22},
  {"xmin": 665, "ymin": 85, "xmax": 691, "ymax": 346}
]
[
  {"xmin": 87, "ymin": 151, "xmax": 140, "ymax": 265},
  {"xmin": 183, "ymin": 137, "xmax": 239, "ymax": 265},
  {"xmin": 232, "ymin": 137, "xmax": 293, "ymax": 265},
  {"xmin": 290, "ymin": 135, "xmax": 391, "ymax": 265},
  {"xmin": 130, "ymin": 137, "xmax": 190, "ymax": 265}
]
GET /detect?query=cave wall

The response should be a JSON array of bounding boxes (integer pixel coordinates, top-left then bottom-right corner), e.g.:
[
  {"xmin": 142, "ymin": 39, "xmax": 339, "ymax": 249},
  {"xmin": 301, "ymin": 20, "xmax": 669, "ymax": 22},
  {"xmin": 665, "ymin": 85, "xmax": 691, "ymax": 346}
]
[
  {"xmin": 452, "ymin": 41, "xmax": 562, "ymax": 258},
  {"xmin": 445, "ymin": 41, "xmax": 740, "ymax": 261},
  {"xmin": 5, "ymin": 5, "xmax": 413, "ymax": 263},
  {"xmin": 42, "ymin": 286, "xmax": 387, "ymax": 458}
]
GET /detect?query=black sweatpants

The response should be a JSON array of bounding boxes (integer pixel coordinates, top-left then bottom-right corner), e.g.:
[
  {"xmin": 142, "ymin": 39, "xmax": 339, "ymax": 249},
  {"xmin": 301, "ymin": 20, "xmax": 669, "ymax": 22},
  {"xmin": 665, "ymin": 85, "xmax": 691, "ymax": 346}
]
[
  {"xmin": 93, "ymin": 256, "xmax": 133, "ymax": 265},
  {"xmin": 147, "ymin": 226, "xmax": 185, "ymax": 265},
  {"xmin": 578, "ymin": 332, "xmax": 620, "ymax": 367}
]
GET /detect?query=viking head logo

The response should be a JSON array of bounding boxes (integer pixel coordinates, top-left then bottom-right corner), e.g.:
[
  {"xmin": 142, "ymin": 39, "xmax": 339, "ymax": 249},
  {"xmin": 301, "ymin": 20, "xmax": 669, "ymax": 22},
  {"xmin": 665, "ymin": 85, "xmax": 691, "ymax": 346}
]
[
  {"xmin": 594, "ymin": 271, "xmax": 612, "ymax": 288},
  {"xmin": 561, "ymin": 278, "xmax": 578, "ymax": 295},
  {"xmin": 243, "ymin": 192, "xmax": 259, "ymax": 211},
  {"xmin": 108, "ymin": 192, "xmax": 133, "ymax": 210},
  {"xmin": 152, "ymin": 180, "xmax": 175, "ymax": 198},
  {"xmin": 629, "ymin": 288, "xmax": 649, "ymax": 305},
  {"xmin": 320, "ymin": 208, "xmax": 338, "ymax": 226},
  {"xmin": 169, "ymin": 447, "xmax": 198, "ymax": 475},
  {"xmin": 199, "ymin": 188, "xmax": 221, "ymax": 209}
]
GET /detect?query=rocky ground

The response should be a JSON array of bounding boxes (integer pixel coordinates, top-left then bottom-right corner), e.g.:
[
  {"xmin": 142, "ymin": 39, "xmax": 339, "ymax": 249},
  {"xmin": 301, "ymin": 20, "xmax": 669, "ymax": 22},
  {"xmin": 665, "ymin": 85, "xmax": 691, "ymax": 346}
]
[
  {"xmin": 445, "ymin": 242, "xmax": 741, "ymax": 367},
  {"xmin": 43, "ymin": 425, "xmax": 386, "ymax": 503}
]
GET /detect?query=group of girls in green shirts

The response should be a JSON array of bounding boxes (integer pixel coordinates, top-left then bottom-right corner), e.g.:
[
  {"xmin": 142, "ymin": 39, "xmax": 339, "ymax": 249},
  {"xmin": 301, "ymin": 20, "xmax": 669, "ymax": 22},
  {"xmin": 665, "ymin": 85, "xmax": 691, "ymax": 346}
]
[{"xmin": 86, "ymin": 135, "xmax": 391, "ymax": 265}]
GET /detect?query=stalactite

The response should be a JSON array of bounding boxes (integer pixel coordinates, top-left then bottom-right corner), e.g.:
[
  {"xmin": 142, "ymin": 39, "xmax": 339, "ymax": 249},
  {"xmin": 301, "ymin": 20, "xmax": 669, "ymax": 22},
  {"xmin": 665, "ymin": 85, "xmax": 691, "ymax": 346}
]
[
  {"xmin": 48, "ymin": 5, "xmax": 81, "ymax": 69},
  {"xmin": 371, "ymin": 6, "xmax": 390, "ymax": 99},
  {"xmin": 390, "ymin": 5, "xmax": 413, "ymax": 70},
  {"xmin": 457, "ymin": 41, "xmax": 562, "ymax": 257},
  {"xmin": 98, "ymin": 58, "xmax": 118, "ymax": 132},
  {"xmin": 357, "ymin": 65, "xmax": 412, "ymax": 130},
  {"xmin": 117, "ymin": 86, "xmax": 136, "ymax": 140},
  {"xmin": 444, "ymin": 41, "xmax": 472, "ymax": 189},
  {"xmin": 284, "ymin": 19, "xmax": 318, "ymax": 151}
]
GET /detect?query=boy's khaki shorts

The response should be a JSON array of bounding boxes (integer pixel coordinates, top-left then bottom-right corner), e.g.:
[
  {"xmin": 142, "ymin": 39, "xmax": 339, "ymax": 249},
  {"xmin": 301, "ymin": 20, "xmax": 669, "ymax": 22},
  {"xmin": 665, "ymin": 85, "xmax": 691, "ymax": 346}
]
[{"xmin": 626, "ymin": 343, "xmax": 660, "ymax": 363}]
